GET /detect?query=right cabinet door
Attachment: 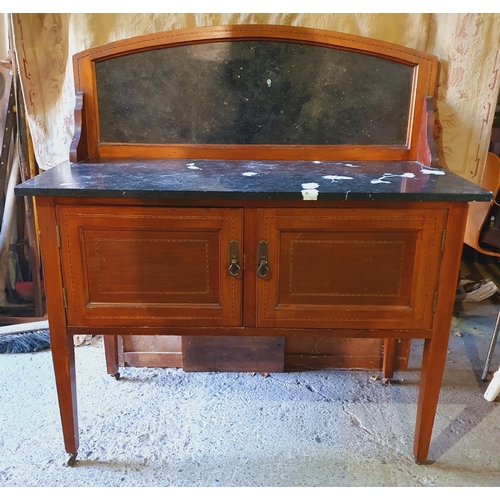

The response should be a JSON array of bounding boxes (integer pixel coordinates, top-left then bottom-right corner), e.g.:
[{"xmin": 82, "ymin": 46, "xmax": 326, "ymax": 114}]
[{"xmin": 255, "ymin": 207, "xmax": 447, "ymax": 330}]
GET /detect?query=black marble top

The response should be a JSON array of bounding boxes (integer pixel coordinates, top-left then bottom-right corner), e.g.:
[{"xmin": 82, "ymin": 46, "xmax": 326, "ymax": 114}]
[
  {"xmin": 95, "ymin": 40, "xmax": 412, "ymax": 146},
  {"xmin": 14, "ymin": 159, "xmax": 492, "ymax": 203}
]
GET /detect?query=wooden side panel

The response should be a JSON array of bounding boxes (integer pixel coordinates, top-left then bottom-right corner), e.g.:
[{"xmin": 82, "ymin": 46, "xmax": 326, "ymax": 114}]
[
  {"xmin": 120, "ymin": 335, "xmax": 182, "ymax": 368},
  {"xmin": 256, "ymin": 207, "xmax": 447, "ymax": 330},
  {"xmin": 284, "ymin": 337, "xmax": 410, "ymax": 372},
  {"xmin": 56, "ymin": 206, "xmax": 243, "ymax": 327}
]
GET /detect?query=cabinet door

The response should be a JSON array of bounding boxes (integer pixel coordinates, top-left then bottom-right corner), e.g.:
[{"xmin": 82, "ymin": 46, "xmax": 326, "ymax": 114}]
[
  {"xmin": 57, "ymin": 206, "xmax": 243, "ymax": 327},
  {"xmin": 256, "ymin": 207, "xmax": 447, "ymax": 330}
]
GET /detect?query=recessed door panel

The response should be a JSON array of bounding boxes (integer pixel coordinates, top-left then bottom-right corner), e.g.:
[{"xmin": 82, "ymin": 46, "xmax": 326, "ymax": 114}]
[
  {"xmin": 256, "ymin": 207, "xmax": 447, "ymax": 330},
  {"xmin": 57, "ymin": 206, "xmax": 243, "ymax": 327},
  {"xmin": 85, "ymin": 229, "xmax": 220, "ymax": 302},
  {"xmin": 279, "ymin": 231, "xmax": 416, "ymax": 306}
]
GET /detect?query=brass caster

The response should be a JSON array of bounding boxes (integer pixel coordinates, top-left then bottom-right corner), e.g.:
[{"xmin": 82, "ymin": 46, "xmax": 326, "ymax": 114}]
[{"xmin": 66, "ymin": 453, "xmax": 77, "ymax": 466}]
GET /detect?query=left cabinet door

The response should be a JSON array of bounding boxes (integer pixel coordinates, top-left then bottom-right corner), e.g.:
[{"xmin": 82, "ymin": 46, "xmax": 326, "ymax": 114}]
[{"xmin": 56, "ymin": 205, "xmax": 243, "ymax": 327}]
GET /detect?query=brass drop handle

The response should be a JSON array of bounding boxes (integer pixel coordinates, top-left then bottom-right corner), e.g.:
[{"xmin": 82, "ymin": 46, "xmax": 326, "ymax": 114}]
[
  {"xmin": 257, "ymin": 240, "xmax": 269, "ymax": 279},
  {"xmin": 228, "ymin": 240, "xmax": 241, "ymax": 277}
]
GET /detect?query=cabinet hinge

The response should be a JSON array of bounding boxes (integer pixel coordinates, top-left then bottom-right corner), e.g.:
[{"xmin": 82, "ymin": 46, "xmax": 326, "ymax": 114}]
[
  {"xmin": 433, "ymin": 290, "xmax": 438, "ymax": 313},
  {"xmin": 62, "ymin": 288, "xmax": 67, "ymax": 309},
  {"xmin": 56, "ymin": 225, "xmax": 61, "ymax": 248},
  {"xmin": 440, "ymin": 229, "xmax": 447, "ymax": 253}
]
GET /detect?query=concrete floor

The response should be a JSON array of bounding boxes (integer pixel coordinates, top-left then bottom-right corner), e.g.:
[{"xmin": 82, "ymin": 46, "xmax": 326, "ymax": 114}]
[{"xmin": 1, "ymin": 254, "xmax": 500, "ymax": 488}]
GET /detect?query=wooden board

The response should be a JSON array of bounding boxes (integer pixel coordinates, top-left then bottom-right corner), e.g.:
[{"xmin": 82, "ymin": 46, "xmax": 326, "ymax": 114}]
[{"xmin": 182, "ymin": 335, "xmax": 285, "ymax": 372}]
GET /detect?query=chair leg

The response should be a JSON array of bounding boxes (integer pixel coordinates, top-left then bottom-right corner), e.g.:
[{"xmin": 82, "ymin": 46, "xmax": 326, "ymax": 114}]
[
  {"xmin": 482, "ymin": 309, "xmax": 500, "ymax": 381},
  {"xmin": 484, "ymin": 365, "xmax": 500, "ymax": 401}
]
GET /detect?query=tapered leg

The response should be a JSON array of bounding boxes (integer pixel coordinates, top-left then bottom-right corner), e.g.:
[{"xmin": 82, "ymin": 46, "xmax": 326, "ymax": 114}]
[
  {"xmin": 412, "ymin": 203, "xmax": 469, "ymax": 462},
  {"xmin": 36, "ymin": 198, "xmax": 80, "ymax": 465},
  {"xmin": 103, "ymin": 335, "xmax": 120, "ymax": 379},
  {"xmin": 413, "ymin": 336, "xmax": 448, "ymax": 462},
  {"xmin": 50, "ymin": 327, "xmax": 79, "ymax": 465},
  {"xmin": 382, "ymin": 338, "xmax": 398, "ymax": 380}
]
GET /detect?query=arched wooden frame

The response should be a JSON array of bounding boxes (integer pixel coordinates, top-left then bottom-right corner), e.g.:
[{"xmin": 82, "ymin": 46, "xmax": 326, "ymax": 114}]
[{"xmin": 70, "ymin": 24, "xmax": 438, "ymax": 163}]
